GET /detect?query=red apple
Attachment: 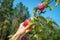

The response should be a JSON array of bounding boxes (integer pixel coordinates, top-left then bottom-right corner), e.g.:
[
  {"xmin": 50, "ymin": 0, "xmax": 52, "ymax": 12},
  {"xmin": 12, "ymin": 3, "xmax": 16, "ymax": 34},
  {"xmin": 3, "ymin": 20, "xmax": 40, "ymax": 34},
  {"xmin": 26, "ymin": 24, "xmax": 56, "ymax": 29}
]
[
  {"xmin": 37, "ymin": 3, "xmax": 45, "ymax": 10},
  {"xmin": 23, "ymin": 19, "xmax": 32, "ymax": 31},
  {"xmin": 23, "ymin": 19, "xmax": 32, "ymax": 26}
]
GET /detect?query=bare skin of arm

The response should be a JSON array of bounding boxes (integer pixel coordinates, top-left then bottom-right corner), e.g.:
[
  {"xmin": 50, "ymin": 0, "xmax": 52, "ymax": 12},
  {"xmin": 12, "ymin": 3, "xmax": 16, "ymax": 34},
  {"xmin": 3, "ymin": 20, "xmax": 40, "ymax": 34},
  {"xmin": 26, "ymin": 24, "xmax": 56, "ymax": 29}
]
[{"xmin": 10, "ymin": 22, "xmax": 31, "ymax": 40}]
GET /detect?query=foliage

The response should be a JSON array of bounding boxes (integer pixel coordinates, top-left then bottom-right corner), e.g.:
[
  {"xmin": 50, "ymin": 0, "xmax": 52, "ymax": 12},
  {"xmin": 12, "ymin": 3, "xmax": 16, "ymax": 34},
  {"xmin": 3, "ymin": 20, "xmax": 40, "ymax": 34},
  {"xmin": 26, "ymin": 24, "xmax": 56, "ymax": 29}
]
[
  {"xmin": 27, "ymin": 0, "xmax": 60, "ymax": 40},
  {"xmin": 27, "ymin": 16, "xmax": 60, "ymax": 40},
  {"xmin": 0, "ymin": 0, "xmax": 30, "ymax": 40}
]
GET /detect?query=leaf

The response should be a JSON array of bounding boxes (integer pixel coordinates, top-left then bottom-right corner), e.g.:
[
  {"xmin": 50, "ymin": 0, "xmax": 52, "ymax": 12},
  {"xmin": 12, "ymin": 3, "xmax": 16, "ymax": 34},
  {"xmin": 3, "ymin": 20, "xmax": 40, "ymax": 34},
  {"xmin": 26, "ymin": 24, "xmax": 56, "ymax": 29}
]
[
  {"xmin": 31, "ymin": 16, "xmax": 38, "ymax": 21},
  {"xmin": 55, "ymin": 0, "xmax": 60, "ymax": 6},
  {"xmin": 33, "ymin": 7, "xmax": 38, "ymax": 14},
  {"xmin": 28, "ymin": 22, "xmax": 34, "ymax": 26},
  {"xmin": 49, "ymin": 6, "xmax": 54, "ymax": 10},
  {"xmin": 55, "ymin": 2, "xmax": 59, "ymax": 6},
  {"xmin": 46, "ymin": 18, "xmax": 51, "ymax": 23},
  {"xmin": 52, "ymin": 21, "xmax": 59, "ymax": 27},
  {"xmin": 38, "ymin": 16, "xmax": 46, "ymax": 21},
  {"xmin": 47, "ymin": 24, "xmax": 54, "ymax": 30},
  {"xmin": 43, "ymin": 2, "xmax": 49, "ymax": 8},
  {"xmin": 8, "ymin": 34, "xmax": 13, "ymax": 38},
  {"xmin": 42, "ymin": 0, "xmax": 50, "ymax": 2}
]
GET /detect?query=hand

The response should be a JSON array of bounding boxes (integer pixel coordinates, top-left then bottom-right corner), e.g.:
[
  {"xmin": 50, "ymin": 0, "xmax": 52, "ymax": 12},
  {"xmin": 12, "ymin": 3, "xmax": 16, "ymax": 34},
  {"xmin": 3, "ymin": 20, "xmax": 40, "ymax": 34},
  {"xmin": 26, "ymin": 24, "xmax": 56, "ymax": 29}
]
[
  {"xmin": 11, "ymin": 22, "xmax": 32, "ymax": 40},
  {"xmin": 16, "ymin": 22, "xmax": 31, "ymax": 35}
]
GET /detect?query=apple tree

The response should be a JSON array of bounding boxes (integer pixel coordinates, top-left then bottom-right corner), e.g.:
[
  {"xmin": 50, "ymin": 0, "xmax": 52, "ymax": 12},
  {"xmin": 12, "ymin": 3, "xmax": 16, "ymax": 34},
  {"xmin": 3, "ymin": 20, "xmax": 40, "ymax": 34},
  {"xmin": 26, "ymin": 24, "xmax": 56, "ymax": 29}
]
[{"xmin": 26, "ymin": 0, "xmax": 60, "ymax": 40}]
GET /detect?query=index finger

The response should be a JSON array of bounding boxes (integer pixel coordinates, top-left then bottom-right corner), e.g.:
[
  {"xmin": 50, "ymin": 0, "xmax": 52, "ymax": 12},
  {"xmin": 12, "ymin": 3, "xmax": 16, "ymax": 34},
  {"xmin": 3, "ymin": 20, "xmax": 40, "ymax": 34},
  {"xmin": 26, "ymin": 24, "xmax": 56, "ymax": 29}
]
[{"xmin": 25, "ymin": 25, "xmax": 31, "ymax": 30}]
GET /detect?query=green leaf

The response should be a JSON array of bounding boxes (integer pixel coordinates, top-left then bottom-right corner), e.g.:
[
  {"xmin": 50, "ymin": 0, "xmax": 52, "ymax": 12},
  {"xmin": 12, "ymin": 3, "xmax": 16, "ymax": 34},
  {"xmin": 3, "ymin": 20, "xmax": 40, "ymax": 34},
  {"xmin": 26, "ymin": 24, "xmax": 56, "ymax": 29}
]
[
  {"xmin": 28, "ymin": 22, "xmax": 34, "ymax": 26},
  {"xmin": 8, "ymin": 34, "xmax": 13, "ymax": 38},
  {"xmin": 42, "ymin": 0, "xmax": 50, "ymax": 2},
  {"xmin": 47, "ymin": 24, "xmax": 54, "ymax": 30},
  {"xmin": 43, "ymin": 2, "xmax": 49, "ymax": 8},
  {"xmin": 55, "ymin": 0, "xmax": 60, "ymax": 6},
  {"xmin": 46, "ymin": 18, "xmax": 51, "ymax": 23},
  {"xmin": 38, "ymin": 16, "xmax": 46, "ymax": 21},
  {"xmin": 33, "ymin": 7, "xmax": 38, "ymax": 14},
  {"xmin": 55, "ymin": 3, "xmax": 59, "ymax": 6},
  {"xmin": 32, "ymin": 16, "xmax": 38, "ymax": 21},
  {"xmin": 52, "ymin": 21, "xmax": 59, "ymax": 27},
  {"xmin": 49, "ymin": 6, "xmax": 54, "ymax": 10}
]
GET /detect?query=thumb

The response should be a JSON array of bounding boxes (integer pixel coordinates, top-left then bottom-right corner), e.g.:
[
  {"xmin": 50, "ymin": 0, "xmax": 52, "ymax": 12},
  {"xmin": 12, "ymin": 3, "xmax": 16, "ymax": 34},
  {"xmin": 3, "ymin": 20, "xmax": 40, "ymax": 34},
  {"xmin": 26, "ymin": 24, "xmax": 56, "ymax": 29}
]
[{"xmin": 26, "ymin": 29, "xmax": 30, "ymax": 33}]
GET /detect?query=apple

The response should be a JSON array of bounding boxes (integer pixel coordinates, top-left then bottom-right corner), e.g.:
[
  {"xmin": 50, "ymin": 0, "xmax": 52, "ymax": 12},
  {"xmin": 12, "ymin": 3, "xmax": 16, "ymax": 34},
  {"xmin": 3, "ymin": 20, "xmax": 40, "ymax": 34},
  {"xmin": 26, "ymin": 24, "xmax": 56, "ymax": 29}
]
[
  {"xmin": 23, "ymin": 19, "xmax": 32, "ymax": 31},
  {"xmin": 37, "ymin": 3, "xmax": 45, "ymax": 10},
  {"xmin": 23, "ymin": 19, "xmax": 32, "ymax": 26}
]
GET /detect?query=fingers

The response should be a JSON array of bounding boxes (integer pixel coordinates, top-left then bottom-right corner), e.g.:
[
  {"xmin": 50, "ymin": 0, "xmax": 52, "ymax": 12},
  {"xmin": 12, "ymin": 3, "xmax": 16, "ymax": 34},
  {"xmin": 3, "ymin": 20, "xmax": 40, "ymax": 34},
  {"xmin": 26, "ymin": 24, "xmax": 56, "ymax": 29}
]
[
  {"xmin": 25, "ymin": 25, "xmax": 31, "ymax": 30},
  {"xmin": 17, "ymin": 22, "xmax": 24, "ymax": 32},
  {"xmin": 20, "ymin": 22, "xmax": 32, "ymax": 29},
  {"xmin": 26, "ymin": 29, "xmax": 30, "ymax": 33},
  {"xmin": 19, "ymin": 22, "xmax": 32, "ymax": 33}
]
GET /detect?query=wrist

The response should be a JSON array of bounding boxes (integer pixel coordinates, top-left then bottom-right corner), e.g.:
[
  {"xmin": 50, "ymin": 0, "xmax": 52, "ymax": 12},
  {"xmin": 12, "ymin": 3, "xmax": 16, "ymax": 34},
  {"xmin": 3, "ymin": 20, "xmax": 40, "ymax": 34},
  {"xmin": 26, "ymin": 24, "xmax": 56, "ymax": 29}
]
[{"xmin": 10, "ymin": 33, "xmax": 20, "ymax": 40}]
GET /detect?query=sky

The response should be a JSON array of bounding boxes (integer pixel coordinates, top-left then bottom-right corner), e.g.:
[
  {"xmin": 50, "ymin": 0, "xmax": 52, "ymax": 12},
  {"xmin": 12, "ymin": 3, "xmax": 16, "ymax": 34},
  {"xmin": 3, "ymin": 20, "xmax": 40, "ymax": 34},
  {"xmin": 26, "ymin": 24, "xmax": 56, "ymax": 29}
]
[{"xmin": 13, "ymin": 0, "xmax": 60, "ymax": 26}]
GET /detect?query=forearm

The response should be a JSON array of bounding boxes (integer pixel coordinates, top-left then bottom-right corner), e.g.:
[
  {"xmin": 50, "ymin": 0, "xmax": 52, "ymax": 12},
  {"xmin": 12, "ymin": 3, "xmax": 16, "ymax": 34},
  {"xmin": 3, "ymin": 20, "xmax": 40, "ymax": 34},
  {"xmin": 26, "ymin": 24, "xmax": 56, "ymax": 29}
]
[{"xmin": 10, "ymin": 33, "xmax": 22, "ymax": 40}]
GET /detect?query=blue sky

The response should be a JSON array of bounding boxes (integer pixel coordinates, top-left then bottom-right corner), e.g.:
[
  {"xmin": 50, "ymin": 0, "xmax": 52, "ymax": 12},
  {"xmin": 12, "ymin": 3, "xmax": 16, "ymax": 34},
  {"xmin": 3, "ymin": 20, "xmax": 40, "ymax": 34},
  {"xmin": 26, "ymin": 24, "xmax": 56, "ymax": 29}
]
[{"xmin": 13, "ymin": 0, "xmax": 60, "ymax": 26}]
